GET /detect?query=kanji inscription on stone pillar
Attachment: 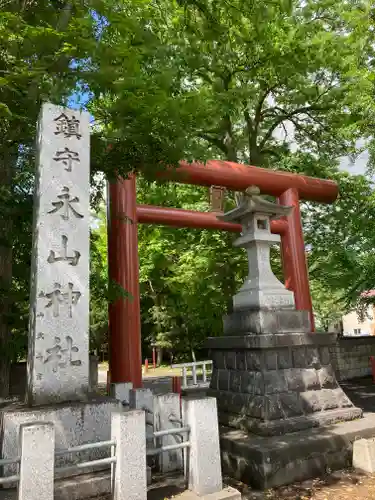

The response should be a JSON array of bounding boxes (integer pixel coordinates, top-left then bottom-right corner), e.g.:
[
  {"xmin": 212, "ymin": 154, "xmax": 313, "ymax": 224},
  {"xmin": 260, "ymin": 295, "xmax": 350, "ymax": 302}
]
[{"xmin": 27, "ymin": 103, "xmax": 90, "ymax": 405}]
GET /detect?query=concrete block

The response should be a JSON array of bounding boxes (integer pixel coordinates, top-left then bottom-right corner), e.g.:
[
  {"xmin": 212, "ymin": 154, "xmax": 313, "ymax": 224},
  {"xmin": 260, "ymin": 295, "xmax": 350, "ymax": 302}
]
[
  {"xmin": 183, "ymin": 397, "xmax": 222, "ymax": 496},
  {"xmin": 111, "ymin": 410, "xmax": 147, "ymax": 500},
  {"xmin": 223, "ymin": 309, "xmax": 309, "ymax": 335},
  {"xmin": 129, "ymin": 388, "xmax": 154, "ymax": 437},
  {"xmin": 18, "ymin": 422, "xmax": 55, "ymax": 500},
  {"xmin": 129, "ymin": 388, "xmax": 154, "ymax": 483},
  {"xmin": 174, "ymin": 486, "xmax": 241, "ymax": 500},
  {"xmin": 110, "ymin": 382, "xmax": 133, "ymax": 405},
  {"xmin": 154, "ymin": 393, "xmax": 183, "ymax": 473},
  {"xmin": 2, "ymin": 398, "xmax": 120, "ymax": 478},
  {"xmin": 129, "ymin": 388, "xmax": 154, "ymax": 413},
  {"xmin": 353, "ymin": 438, "xmax": 375, "ymax": 473}
]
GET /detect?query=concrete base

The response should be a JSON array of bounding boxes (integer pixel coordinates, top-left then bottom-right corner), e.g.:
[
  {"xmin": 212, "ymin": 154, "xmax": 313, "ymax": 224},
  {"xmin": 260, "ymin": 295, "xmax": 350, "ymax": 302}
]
[
  {"xmin": 0, "ymin": 474, "xmax": 240, "ymax": 500},
  {"xmin": 0, "ymin": 396, "xmax": 120, "ymax": 478},
  {"xmin": 223, "ymin": 309, "xmax": 311, "ymax": 335},
  {"xmin": 353, "ymin": 438, "xmax": 375, "ymax": 473},
  {"xmin": 220, "ymin": 413, "xmax": 375, "ymax": 490},
  {"xmin": 0, "ymin": 471, "xmax": 111, "ymax": 500},
  {"xmin": 215, "ymin": 402, "xmax": 362, "ymax": 436},
  {"xmin": 176, "ymin": 486, "xmax": 241, "ymax": 500}
]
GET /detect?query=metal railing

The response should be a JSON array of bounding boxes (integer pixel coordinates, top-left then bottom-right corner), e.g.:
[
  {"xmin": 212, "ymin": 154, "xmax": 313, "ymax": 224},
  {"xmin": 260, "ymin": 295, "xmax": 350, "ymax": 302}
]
[
  {"xmin": 54, "ymin": 440, "xmax": 116, "ymax": 475},
  {"xmin": 172, "ymin": 360, "xmax": 212, "ymax": 389},
  {"xmin": 0, "ymin": 456, "xmax": 20, "ymax": 485},
  {"xmin": 147, "ymin": 425, "xmax": 190, "ymax": 457}
]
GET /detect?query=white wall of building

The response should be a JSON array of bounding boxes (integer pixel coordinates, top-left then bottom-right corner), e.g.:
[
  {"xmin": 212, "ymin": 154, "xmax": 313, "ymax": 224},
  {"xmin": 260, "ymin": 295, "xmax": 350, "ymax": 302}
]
[{"xmin": 342, "ymin": 305, "xmax": 375, "ymax": 337}]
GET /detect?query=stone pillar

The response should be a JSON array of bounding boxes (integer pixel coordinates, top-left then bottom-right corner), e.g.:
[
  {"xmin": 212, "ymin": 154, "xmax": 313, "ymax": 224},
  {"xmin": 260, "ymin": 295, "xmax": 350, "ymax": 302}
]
[
  {"xmin": 129, "ymin": 388, "xmax": 154, "ymax": 483},
  {"xmin": 182, "ymin": 397, "xmax": 222, "ymax": 496},
  {"xmin": 1, "ymin": 104, "xmax": 121, "ymax": 491},
  {"xmin": 111, "ymin": 410, "xmax": 147, "ymax": 500},
  {"xmin": 26, "ymin": 103, "xmax": 90, "ymax": 405},
  {"xmin": 18, "ymin": 422, "xmax": 55, "ymax": 500},
  {"xmin": 110, "ymin": 382, "xmax": 133, "ymax": 406},
  {"xmin": 154, "ymin": 393, "xmax": 183, "ymax": 473}
]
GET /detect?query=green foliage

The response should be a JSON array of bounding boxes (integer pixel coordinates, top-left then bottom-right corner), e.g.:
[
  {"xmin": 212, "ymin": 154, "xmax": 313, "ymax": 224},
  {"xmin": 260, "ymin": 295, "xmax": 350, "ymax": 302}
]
[
  {"xmin": 305, "ymin": 171, "xmax": 375, "ymax": 312},
  {"xmin": 0, "ymin": 1, "xmax": 99, "ymax": 370},
  {"xmin": 90, "ymin": 211, "xmax": 109, "ymax": 352},
  {"xmin": 90, "ymin": 209, "xmax": 134, "ymax": 352},
  {"xmin": 1, "ymin": 0, "xmax": 375, "ymax": 368},
  {"xmin": 86, "ymin": 0, "xmax": 375, "ymax": 342},
  {"xmin": 89, "ymin": 0, "xmax": 374, "ymax": 168}
]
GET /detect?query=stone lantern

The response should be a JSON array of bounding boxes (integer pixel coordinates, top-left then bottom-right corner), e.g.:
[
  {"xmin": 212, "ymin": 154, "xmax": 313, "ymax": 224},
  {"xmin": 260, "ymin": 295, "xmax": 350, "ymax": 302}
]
[
  {"xmin": 206, "ymin": 185, "xmax": 362, "ymax": 490},
  {"xmin": 219, "ymin": 185, "xmax": 294, "ymax": 312},
  {"xmin": 218, "ymin": 186, "xmax": 309, "ymax": 335}
]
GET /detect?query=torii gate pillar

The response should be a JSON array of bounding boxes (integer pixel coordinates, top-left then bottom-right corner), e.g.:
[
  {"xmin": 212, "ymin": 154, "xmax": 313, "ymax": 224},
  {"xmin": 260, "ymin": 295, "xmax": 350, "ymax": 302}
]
[{"xmin": 107, "ymin": 174, "xmax": 142, "ymax": 387}]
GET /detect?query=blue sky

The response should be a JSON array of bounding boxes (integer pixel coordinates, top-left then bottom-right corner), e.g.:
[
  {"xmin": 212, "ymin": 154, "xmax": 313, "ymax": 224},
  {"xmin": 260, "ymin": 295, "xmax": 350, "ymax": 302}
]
[{"xmin": 67, "ymin": 91, "xmax": 91, "ymax": 110}]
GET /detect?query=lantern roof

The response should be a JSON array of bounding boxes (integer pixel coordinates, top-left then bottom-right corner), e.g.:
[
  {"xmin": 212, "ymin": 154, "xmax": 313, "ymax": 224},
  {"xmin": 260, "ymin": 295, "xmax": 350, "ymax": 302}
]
[{"xmin": 218, "ymin": 186, "xmax": 292, "ymax": 223}]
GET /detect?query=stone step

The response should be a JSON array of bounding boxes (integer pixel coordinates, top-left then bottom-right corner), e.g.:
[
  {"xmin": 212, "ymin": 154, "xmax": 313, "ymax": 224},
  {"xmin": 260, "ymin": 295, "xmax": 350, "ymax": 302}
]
[{"xmin": 220, "ymin": 412, "xmax": 375, "ymax": 489}]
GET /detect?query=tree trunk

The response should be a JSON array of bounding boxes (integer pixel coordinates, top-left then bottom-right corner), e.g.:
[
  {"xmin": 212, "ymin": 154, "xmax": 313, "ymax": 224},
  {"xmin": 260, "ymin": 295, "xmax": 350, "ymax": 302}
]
[{"xmin": 0, "ymin": 148, "xmax": 13, "ymax": 399}]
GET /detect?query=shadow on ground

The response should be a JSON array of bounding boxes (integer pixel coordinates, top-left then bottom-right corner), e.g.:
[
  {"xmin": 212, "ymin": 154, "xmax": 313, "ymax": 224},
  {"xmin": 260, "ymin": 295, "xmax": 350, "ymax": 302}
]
[{"xmin": 341, "ymin": 377, "xmax": 375, "ymax": 413}]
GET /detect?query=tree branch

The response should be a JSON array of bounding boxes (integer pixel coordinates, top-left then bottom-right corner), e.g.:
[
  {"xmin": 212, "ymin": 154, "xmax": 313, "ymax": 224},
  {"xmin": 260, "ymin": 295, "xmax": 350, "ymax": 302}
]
[
  {"xmin": 243, "ymin": 109, "xmax": 253, "ymax": 136},
  {"xmin": 254, "ymin": 84, "xmax": 278, "ymax": 133},
  {"xmin": 198, "ymin": 133, "xmax": 227, "ymax": 153},
  {"xmin": 56, "ymin": 1, "xmax": 73, "ymax": 32},
  {"xmin": 259, "ymin": 105, "xmax": 332, "ymax": 150}
]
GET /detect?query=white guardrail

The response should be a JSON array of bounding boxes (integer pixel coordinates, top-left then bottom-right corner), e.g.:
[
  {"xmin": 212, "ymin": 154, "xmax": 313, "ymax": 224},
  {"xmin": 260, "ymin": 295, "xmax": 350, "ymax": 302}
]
[
  {"xmin": 0, "ymin": 396, "xmax": 222, "ymax": 500},
  {"xmin": 172, "ymin": 360, "xmax": 212, "ymax": 389}
]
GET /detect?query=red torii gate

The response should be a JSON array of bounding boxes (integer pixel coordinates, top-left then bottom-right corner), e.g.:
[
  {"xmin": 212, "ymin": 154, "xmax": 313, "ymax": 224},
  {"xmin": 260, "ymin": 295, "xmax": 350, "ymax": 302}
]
[{"xmin": 107, "ymin": 160, "xmax": 338, "ymax": 388}]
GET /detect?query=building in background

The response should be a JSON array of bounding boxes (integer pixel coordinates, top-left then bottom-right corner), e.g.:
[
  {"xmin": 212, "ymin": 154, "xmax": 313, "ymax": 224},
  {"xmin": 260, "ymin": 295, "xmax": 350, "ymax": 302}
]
[{"xmin": 331, "ymin": 291, "xmax": 375, "ymax": 337}]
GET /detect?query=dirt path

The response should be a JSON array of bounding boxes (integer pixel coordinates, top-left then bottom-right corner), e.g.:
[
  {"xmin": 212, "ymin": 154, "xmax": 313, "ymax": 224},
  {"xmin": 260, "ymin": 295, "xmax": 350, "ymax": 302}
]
[{"xmin": 226, "ymin": 469, "xmax": 375, "ymax": 499}]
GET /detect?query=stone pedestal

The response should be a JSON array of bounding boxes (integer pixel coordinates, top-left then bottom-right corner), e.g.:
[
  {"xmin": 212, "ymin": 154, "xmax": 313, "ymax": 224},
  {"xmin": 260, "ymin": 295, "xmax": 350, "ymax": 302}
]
[
  {"xmin": 207, "ymin": 329, "xmax": 365, "ymax": 489},
  {"xmin": 220, "ymin": 413, "xmax": 375, "ymax": 489},
  {"xmin": 207, "ymin": 332, "xmax": 362, "ymax": 437},
  {"xmin": 1, "ymin": 397, "xmax": 120, "ymax": 478},
  {"xmin": 223, "ymin": 309, "xmax": 311, "ymax": 335}
]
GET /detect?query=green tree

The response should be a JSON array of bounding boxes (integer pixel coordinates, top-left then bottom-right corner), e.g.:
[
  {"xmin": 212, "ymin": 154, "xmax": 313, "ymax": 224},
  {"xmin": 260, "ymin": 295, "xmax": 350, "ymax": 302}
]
[
  {"xmin": 90, "ymin": 0, "xmax": 373, "ymax": 167},
  {"xmin": 305, "ymin": 172, "xmax": 375, "ymax": 312},
  {"xmin": 0, "ymin": 1, "xmax": 97, "ymax": 396},
  {"xmin": 90, "ymin": 210, "xmax": 109, "ymax": 354},
  {"xmin": 309, "ymin": 280, "xmax": 346, "ymax": 332},
  {"xmin": 3, "ymin": 0, "xmax": 375, "ymax": 380},
  {"xmin": 86, "ymin": 0, "xmax": 375, "ymax": 351}
]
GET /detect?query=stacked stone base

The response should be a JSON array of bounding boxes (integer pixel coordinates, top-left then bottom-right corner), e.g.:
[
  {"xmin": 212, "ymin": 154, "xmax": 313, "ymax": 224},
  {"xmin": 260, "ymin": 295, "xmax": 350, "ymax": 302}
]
[
  {"xmin": 207, "ymin": 332, "xmax": 362, "ymax": 437},
  {"xmin": 207, "ymin": 331, "xmax": 365, "ymax": 488}
]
